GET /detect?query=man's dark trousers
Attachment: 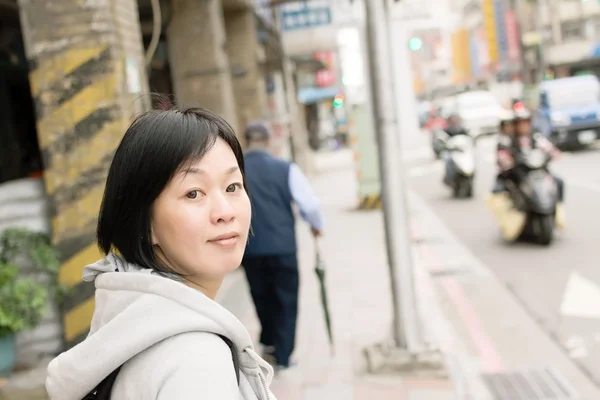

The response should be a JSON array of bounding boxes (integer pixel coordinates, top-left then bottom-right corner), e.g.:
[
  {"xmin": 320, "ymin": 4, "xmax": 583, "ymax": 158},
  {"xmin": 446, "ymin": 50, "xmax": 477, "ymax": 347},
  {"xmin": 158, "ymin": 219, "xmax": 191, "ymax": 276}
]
[{"xmin": 243, "ymin": 254, "xmax": 299, "ymax": 367}]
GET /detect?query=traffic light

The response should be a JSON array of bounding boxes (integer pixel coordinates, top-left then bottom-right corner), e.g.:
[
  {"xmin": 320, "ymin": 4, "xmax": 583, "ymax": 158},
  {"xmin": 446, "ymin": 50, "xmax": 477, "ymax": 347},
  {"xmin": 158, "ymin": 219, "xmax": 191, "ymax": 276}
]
[
  {"xmin": 408, "ymin": 37, "xmax": 422, "ymax": 51},
  {"xmin": 333, "ymin": 94, "xmax": 344, "ymax": 108}
]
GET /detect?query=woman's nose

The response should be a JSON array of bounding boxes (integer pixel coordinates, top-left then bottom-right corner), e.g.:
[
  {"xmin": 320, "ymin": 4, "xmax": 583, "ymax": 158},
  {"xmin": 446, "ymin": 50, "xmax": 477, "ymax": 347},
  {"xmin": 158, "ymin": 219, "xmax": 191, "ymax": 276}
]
[{"xmin": 210, "ymin": 194, "xmax": 236, "ymax": 224}]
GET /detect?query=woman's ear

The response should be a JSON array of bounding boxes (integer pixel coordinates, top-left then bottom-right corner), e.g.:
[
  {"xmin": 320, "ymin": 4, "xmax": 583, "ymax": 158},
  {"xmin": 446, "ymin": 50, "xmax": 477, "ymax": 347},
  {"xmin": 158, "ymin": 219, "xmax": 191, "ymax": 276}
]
[{"xmin": 150, "ymin": 222, "xmax": 158, "ymax": 245}]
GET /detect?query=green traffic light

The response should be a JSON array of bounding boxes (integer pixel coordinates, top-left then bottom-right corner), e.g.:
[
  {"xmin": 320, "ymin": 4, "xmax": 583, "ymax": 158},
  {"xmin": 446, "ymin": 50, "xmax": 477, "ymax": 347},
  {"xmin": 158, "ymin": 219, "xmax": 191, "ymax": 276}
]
[
  {"xmin": 408, "ymin": 37, "xmax": 422, "ymax": 51},
  {"xmin": 333, "ymin": 98, "xmax": 344, "ymax": 108}
]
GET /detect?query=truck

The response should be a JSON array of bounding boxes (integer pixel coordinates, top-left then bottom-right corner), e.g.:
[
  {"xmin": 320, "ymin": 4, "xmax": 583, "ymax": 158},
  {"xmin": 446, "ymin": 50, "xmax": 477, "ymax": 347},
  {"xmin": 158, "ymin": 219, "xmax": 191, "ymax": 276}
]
[{"xmin": 534, "ymin": 75, "xmax": 600, "ymax": 149}]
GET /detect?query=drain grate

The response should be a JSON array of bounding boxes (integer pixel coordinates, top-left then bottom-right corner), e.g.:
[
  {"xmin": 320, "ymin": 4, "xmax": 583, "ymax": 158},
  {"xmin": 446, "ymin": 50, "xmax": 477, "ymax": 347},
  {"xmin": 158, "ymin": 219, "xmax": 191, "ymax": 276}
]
[{"xmin": 482, "ymin": 367, "xmax": 579, "ymax": 400}]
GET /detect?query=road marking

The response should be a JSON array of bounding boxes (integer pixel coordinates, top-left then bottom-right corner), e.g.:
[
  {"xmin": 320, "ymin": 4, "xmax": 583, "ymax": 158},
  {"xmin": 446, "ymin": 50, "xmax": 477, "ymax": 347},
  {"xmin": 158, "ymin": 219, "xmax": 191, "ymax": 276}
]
[
  {"xmin": 565, "ymin": 336, "xmax": 589, "ymax": 359},
  {"xmin": 560, "ymin": 272, "xmax": 600, "ymax": 319}
]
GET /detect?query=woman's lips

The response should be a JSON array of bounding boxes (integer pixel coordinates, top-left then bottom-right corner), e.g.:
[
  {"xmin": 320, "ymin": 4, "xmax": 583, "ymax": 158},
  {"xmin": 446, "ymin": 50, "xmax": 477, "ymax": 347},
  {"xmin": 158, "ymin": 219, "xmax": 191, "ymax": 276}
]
[{"xmin": 208, "ymin": 234, "xmax": 239, "ymax": 248}]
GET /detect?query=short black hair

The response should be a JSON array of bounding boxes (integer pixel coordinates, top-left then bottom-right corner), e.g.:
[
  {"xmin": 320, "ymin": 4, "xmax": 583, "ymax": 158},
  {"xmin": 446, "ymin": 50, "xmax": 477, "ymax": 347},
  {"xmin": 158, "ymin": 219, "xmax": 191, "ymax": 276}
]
[{"xmin": 97, "ymin": 107, "xmax": 246, "ymax": 273}]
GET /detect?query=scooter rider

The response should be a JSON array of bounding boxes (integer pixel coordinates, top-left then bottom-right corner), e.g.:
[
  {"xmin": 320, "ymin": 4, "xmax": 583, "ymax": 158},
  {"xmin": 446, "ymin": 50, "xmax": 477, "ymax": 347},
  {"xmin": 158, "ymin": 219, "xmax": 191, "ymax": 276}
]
[
  {"xmin": 492, "ymin": 109, "xmax": 517, "ymax": 193},
  {"xmin": 443, "ymin": 113, "xmax": 469, "ymax": 185},
  {"xmin": 444, "ymin": 113, "xmax": 468, "ymax": 137},
  {"xmin": 493, "ymin": 108, "xmax": 565, "ymax": 227}
]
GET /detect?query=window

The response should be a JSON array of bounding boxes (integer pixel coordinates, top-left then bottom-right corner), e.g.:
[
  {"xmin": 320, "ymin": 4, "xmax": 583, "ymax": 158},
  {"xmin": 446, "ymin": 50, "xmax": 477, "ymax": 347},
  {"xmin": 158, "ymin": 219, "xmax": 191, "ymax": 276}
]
[
  {"xmin": 546, "ymin": 81, "xmax": 600, "ymax": 109},
  {"xmin": 562, "ymin": 21, "xmax": 583, "ymax": 40}
]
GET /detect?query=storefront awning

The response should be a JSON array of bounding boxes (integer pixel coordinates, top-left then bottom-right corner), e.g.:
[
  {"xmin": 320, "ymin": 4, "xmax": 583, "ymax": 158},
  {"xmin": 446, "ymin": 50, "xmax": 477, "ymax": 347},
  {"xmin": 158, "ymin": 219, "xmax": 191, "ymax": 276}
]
[{"xmin": 297, "ymin": 86, "xmax": 341, "ymax": 104}]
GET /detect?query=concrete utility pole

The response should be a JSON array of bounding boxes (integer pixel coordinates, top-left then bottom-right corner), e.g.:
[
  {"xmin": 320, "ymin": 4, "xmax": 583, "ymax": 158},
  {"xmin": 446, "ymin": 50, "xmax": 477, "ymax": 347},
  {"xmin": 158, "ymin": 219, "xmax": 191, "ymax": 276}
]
[
  {"xmin": 363, "ymin": 0, "xmax": 423, "ymax": 353},
  {"xmin": 535, "ymin": 0, "xmax": 547, "ymax": 82}
]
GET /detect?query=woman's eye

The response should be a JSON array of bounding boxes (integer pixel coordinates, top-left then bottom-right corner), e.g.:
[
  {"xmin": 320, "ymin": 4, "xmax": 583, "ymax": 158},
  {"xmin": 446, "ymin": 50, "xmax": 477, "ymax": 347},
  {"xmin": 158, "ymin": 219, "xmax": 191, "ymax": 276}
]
[
  {"xmin": 226, "ymin": 183, "xmax": 243, "ymax": 193},
  {"xmin": 186, "ymin": 190, "xmax": 200, "ymax": 199}
]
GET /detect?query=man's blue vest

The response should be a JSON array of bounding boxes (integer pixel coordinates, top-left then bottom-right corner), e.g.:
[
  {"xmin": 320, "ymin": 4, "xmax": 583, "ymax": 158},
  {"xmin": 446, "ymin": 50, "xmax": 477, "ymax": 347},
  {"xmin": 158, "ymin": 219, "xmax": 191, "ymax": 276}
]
[{"xmin": 243, "ymin": 150, "xmax": 296, "ymax": 256}]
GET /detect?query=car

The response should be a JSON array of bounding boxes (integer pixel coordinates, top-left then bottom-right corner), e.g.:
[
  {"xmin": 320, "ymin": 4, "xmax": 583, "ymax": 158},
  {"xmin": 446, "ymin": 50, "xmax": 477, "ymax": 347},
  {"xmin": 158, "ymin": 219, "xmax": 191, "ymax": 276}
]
[{"xmin": 453, "ymin": 91, "xmax": 503, "ymax": 137}]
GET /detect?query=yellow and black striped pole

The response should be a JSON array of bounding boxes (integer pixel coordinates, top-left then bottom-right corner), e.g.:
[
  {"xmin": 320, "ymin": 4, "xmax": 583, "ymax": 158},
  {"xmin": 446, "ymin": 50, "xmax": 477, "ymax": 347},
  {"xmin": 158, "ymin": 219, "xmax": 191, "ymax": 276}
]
[{"xmin": 18, "ymin": 0, "xmax": 149, "ymax": 349}]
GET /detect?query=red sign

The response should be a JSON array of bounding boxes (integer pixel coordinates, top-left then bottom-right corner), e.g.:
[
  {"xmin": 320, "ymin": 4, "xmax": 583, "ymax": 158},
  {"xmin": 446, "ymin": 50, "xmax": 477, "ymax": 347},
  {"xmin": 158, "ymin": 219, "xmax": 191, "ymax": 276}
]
[
  {"xmin": 313, "ymin": 51, "xmax": 336, "ymax": 87},
  {"xmin": 504, "ymin": 10, "xmax": 521, "ymax": 63}
]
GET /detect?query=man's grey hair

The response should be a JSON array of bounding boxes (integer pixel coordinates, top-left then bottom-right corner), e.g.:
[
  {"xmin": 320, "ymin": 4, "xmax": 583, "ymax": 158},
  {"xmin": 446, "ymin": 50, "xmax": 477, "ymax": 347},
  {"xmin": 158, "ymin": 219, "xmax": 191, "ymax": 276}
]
[{"xmin": 244, "ymin": 120, "xmax": 272, "ymax": 142}]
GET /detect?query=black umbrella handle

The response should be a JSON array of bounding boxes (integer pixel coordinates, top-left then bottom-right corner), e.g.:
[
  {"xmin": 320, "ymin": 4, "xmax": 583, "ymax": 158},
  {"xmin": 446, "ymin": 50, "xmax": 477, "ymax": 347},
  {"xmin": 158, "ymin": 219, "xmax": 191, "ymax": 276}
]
[{"xmin": 313, "ymin": 236, "xmax": 322, "ymax": 261}]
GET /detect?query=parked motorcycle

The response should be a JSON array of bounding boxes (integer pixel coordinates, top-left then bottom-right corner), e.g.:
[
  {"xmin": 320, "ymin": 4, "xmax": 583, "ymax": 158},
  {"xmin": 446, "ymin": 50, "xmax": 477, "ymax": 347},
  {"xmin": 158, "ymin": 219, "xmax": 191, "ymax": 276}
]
[
  {"xmin": 487, "ymin": 148, "xmax": 558, "ymax": 245},
  {"xmin": 440, "ymin": 134, "xmax": 476, "ymax": 198}
]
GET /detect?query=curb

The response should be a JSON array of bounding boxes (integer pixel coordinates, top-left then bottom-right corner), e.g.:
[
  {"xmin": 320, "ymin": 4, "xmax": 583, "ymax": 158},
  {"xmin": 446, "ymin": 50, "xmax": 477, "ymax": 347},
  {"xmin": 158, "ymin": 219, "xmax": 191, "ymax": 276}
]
[
  {"xmin": 408, "ymin": 190, "xmax": 494, "ymax": 400},
  {"xmin": 406, "ymin": 188, "xmax": 600, "ymax": 399}
]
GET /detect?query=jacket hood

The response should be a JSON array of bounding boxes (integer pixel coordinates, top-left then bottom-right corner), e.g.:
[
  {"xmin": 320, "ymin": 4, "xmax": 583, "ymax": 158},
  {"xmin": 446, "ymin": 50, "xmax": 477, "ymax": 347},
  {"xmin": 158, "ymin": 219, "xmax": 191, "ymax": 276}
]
[{"xmin": 46, "ymin": 254, "xmax": 272, "ymax": 399}]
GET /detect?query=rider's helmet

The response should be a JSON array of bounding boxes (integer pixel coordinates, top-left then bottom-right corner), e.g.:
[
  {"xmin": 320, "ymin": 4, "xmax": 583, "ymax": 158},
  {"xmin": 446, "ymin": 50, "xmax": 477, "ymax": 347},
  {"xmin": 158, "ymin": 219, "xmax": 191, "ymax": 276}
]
[
  {"xmin": 513, "ymin": 107, "xmax": 532, "ymax": 121},
  {"xmin": 499, "ymin": 109, "xmax": 515, "ymax": 128},
  {"xmin": 447, "ymin": 112, "xmax": 461, "ymax": 124}
]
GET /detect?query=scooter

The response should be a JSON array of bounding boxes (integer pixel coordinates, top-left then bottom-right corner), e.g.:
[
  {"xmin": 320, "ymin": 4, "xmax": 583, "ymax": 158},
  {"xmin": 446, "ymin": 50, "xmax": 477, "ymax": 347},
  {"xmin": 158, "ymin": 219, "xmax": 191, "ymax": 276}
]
[
  {"xmin": 440, "ymin": 134, "xmax": 476, "ymax": 198},
  {"xmin": 431, "ymin": 129, "xmax": 447, "ymax": 159},
  {"xmin": 487, "ymin": 149, "xmax": 559, "ymax": 245}
]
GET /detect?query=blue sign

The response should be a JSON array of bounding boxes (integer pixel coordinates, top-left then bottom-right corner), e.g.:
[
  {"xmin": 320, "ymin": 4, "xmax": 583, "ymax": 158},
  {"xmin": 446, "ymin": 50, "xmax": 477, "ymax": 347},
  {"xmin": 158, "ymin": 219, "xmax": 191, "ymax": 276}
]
[{"xmin": 281, "ymin": 5, "xmax": 332, "ymax": 32}]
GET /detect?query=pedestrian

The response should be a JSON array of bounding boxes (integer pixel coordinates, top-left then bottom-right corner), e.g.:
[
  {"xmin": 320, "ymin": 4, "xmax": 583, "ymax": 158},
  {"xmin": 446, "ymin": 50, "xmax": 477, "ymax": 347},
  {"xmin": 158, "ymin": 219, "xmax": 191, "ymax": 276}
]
[
  {"xmin": 45, "ymin": 107, "xmax": 276, "ymax": 399},
  {"xmin": 242, "ymin": 121, "xmax": 323, "ymax": 374}
]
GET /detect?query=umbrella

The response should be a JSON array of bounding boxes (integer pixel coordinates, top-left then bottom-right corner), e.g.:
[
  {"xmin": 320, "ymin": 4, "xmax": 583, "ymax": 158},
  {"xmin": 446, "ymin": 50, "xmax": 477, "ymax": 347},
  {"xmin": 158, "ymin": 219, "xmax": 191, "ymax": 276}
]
[{"xmin": 314, "ymin": 238, "xmax": 334, "ymax": 355}]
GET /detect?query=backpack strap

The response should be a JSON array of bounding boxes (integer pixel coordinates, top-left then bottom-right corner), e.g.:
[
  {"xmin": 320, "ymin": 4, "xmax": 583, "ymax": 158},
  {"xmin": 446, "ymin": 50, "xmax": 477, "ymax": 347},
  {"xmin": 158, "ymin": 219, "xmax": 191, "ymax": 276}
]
[
  {"xmin": 82, "ymin": 366, "xmax": 122, "ymax": 400},
  {"xmin": 217, "ymin": 334, "xmax": 241, "ymax": 385},
  {"xmin": 82, "ymin": 334, "xmax": 240, "ymax": 399}
]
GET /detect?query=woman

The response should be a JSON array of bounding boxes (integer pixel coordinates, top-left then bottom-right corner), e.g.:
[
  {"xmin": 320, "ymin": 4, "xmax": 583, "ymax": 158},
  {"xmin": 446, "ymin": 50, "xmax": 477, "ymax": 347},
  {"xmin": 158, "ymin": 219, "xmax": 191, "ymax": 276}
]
[{"xmin": 45, "ymin": 107, "xmax": 276, "ymax": 399}]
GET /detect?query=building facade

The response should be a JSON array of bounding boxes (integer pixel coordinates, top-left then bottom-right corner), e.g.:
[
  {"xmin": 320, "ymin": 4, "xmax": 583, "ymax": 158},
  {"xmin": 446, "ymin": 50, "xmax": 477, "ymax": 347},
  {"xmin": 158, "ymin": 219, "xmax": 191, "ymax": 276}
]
[
  {"xmin": 0, "ymin": 0, "xmax": 299, "ymax": 364},
  {"xmin": 519, "ymin": 0, "xmax": 600, "ymax": 80}
]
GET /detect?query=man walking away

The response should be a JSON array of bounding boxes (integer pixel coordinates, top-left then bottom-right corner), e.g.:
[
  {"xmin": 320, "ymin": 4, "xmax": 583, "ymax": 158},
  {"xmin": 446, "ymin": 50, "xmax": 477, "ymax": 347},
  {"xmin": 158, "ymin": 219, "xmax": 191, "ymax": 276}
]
[{"xmin": 242, "ymin": 121, "xmax": 323, "ymax": 373}]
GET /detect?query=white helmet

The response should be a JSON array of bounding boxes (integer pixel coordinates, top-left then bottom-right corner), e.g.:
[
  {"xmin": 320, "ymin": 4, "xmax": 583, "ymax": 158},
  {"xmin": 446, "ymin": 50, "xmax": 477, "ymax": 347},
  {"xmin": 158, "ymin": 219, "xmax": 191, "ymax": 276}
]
[
  {"xmin": 514, "ymin": 108, "xmax": 532, "ymax": 121},
  {"xmin": 499, "ymin": 109, "xmax": 515, "ymax": 122}
]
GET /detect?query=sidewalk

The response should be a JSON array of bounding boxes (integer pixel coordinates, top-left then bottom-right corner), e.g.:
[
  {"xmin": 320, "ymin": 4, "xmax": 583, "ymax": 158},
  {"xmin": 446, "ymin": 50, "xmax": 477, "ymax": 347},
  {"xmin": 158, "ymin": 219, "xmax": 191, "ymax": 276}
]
[{"xmin": 218, "ymin": 149, "xmax": 457, "ymax": 399}]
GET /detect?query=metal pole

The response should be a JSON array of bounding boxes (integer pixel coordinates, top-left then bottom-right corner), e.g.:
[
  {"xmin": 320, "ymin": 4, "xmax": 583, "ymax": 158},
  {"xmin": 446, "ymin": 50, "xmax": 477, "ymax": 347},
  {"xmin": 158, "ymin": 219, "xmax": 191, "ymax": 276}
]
[
  {"xmin": 363, "ymin": 0, "xmax": 423, "ymax": 352},
  {"xmin": 535, "ymin": 0, "xmax": 546, "ymax": 82}
]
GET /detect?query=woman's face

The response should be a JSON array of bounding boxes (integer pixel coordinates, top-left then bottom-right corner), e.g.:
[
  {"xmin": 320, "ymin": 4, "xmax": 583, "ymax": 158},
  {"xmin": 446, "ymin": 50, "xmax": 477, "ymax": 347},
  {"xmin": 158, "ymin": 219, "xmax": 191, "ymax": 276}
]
[
  {"xmin": 516, "ymin": 119, "xmax": 531, "ymax": 136},
  {"xmin": 502, "ymin": 122, "xmax": 515, "ymax": 135},
  {"xmin": 151, "ymin": 138, "xmax": 251, "ymax": 295}
]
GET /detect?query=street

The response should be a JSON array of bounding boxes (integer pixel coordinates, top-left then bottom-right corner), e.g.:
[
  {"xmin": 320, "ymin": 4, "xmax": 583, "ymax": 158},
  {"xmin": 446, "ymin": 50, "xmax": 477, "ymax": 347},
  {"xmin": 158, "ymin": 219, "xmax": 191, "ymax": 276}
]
[{"xmin": 404, "ymin": 131, "xmax": 600, "ymax": 387}]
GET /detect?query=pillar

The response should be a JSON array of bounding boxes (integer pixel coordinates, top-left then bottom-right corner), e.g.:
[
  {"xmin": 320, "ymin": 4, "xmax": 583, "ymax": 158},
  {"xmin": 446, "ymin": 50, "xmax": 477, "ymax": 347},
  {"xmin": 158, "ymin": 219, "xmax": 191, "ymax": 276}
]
[
  {"xmin": 225, "ymin": 9, "xmax": 266, "ymax": 138},
  {"xmin": 167, "ymin": 0, "xmax": 238, "ymax": 129},
  {"xmin": 18, "ymin": 0, "xmax": 150, "ymax": 348}
]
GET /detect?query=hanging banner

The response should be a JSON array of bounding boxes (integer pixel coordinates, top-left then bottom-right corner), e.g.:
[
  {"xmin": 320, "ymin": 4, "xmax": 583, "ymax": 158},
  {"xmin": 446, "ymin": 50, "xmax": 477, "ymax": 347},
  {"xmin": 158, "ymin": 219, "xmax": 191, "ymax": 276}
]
[
  {"xmin": 482, "ymin": 0, "xmax": 499, "ymax": 64},
  {"xmin": 504, "ymin": 10, "xmax": 521, "ymax": 63},
  {"xmin": 313, "ymin": 51, "xmax": 336, "ymax": 87},
  {"xmin": 451, "ymin": 29, "xmax": 471, "ymax": 83}
]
